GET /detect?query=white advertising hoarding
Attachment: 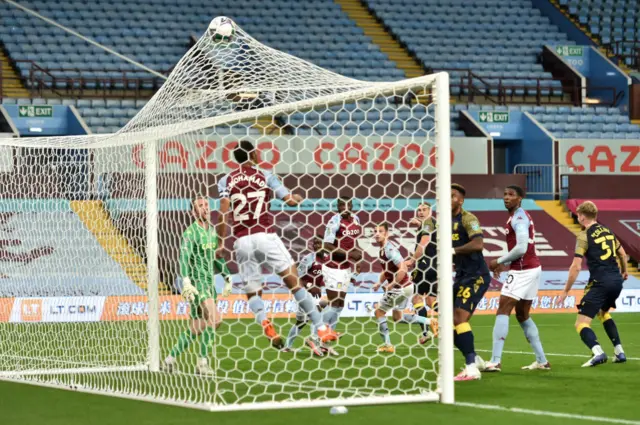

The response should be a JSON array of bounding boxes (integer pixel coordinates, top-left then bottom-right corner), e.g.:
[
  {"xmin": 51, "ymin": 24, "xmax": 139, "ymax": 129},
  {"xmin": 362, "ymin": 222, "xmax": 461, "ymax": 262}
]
[{"xmin": 558, "ymin": 139, "xmax": 640, "ymax": 174}]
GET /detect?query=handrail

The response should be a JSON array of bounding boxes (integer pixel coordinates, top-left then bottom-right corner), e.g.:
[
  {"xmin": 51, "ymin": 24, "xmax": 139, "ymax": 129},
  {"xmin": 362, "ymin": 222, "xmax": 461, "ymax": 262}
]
[
  {"xmin": 13, "ymin": 60, "xmax": 171, "ymax": 99},
  {"xmin": 4, "ymin": 60, "xmax": 620, "ymax": 106},
  {"xmin": 604, "ymin": 40, "xmax": 640, "ymax": 69},
  {"xmin": 437, "ymin": 67, "xmax": 618, "ymax": 106}
]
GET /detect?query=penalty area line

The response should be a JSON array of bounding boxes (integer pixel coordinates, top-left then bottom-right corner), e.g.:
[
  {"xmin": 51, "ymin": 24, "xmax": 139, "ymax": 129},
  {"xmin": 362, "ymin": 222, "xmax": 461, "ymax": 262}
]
[
  {"xmin": 456, "ymin": 402, "xmax": 640, "ymax": 425},
  {"xmin": 476, "ymin": 348, "xmax": 640, "ymax": 362}
]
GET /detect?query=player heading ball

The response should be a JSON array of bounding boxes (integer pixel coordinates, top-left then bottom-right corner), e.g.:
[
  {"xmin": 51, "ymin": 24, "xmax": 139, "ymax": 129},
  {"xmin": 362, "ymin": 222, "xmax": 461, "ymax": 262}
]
[{"xmin": 217, "ymin": 141, "xmax": 338, "ymax": 356}]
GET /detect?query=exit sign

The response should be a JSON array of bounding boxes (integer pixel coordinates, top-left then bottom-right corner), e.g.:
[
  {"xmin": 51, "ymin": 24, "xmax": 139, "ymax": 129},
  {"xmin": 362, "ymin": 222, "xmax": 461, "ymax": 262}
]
[
  {"xmin": 18, "ymin": 105, "xmax": 53, "ymax": 118},
  {"xmin": 479, "ymin": 111, "xmax": 509, "ymax": 123}
]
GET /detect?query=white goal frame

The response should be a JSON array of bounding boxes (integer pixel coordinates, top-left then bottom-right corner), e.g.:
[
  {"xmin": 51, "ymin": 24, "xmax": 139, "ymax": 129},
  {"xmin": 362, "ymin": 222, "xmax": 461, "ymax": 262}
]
[
  {"xmin": 148, "ymin": 71, "xmax": 453, "ymax": 411},
  {"xmin": 0, "ymin": 63, "xmax": 453, "ymax": 410}
]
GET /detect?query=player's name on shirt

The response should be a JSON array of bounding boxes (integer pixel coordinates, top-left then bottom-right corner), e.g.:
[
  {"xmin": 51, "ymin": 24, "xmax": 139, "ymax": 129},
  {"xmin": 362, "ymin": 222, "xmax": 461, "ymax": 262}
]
[{"xmin": 226, "ymin": 173, "xmax": 268, "ymax": 190}]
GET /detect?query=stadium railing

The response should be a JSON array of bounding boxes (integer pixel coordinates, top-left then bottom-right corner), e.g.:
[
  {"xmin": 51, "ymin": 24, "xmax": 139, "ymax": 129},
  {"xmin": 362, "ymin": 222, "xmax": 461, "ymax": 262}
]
[
  {"xmin": 513, "ymin": 163, "xmax": 575, "ymax": 200},
  {"xmin": 605, "ymin": 40, "xmax": 640, "ymax": 69},
  {"xmin": 14, "ymin": 60, "xmax": 170, "ymax": 99},
  {"xmin": 442, "ymin": 68, "xmax": 619, "ymax": 106}
]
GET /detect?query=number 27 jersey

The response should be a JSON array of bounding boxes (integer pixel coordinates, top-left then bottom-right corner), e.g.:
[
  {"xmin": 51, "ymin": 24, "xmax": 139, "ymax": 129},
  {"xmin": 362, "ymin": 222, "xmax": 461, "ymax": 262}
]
[{"xmin": 218, "ymin": 165, "xmax": 290, "ymax": 238}]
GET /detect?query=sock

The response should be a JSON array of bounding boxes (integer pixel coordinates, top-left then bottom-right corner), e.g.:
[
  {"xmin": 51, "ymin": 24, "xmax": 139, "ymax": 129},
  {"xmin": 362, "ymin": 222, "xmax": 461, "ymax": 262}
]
[
  {"xmin": 401, "ymin": 313, "xmax": 429, "ymax": 328},
  {"xmin": 322, "ymin": 306, "xmax": 337, "ymax": 328},
  {"xmin": 169, "ymin": 330, "xmax": 198, "ymax": 358},
  {"xmin": 331, "ymin": 307, "xmax": 343, "ymax": 330},
  {"xmin": 199, "ymin": 326, "xmax": 215, "ymax": 358},
  {"xmin": 520, "ymin": 318, "xmax": 548, "ymax": 364},
  {"xmin": 491, "ymin": 314, "xmax": 509, "ymax": 364},
  {"xmin": 294, "ymin": 289, "xmax": 326, "ymax": 331},
  {"xmin": 414, "ymin": 302, "xmax": 428, "ymax": 335},
  {"xmin": 579, "ymin": 325, "xmax": 603, "ymax": 355},
  {"xmin": 377, "ymin": 316, "xmax": 391, "ymax": 345},
  {"xmin": 286, "ymin": 321, "xmax": 306, "ymax": 348},
  {"xmin": 248, "ymin": 295, "xmax": 267, "ymax": 325},
  {"xmin": 454, "ymin": 322, "xmax": 476, "ymax": 365},
  {"xmin": 602, "ymin": 318, "xmax": 622, "ymax": 347},
  {"xmin": 431, "ymin": 300, "xmax": 438, "ymax": 313}
]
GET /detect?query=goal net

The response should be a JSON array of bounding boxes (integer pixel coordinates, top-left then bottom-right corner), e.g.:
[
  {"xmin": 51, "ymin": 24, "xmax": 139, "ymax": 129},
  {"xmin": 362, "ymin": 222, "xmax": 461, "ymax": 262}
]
[{"xmin": 0, "ymin": 19, "xmax": 453, "ymax": 410}]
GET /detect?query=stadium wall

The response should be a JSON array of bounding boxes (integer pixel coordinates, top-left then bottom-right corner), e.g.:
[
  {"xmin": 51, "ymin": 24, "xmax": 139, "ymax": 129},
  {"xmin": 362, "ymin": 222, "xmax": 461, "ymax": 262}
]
[
  {"xmin": 556, "ymin": 139, "xmax": 640, "ymax": 176},
  {"xmin": 103, "ymin": 173, "xmax": 526, "ymax": 200},
  {"xmin": 567, "ymin": 175, "xmax": 640, "ymax": 199}
]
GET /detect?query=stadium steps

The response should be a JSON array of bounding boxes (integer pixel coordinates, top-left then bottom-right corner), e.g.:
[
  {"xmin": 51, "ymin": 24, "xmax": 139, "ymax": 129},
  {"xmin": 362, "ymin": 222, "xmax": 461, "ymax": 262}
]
[
  {"xmin": 537, "ymin": 200, "xmax": 581, "ymax": 235},
  {"xmin": 0, "ymin": 48, "xmax": 29, "ymax": 98},
  {"xmin": 537, "ymin": 200, "xmax": 640, "ymax": 278},
  {"xmin": 70, "ymin": 200, "xmax": 150, "ymax": 290},
  {"xmin": 334, "ymin": 0, "xmax": 424, "ymax": 79}
]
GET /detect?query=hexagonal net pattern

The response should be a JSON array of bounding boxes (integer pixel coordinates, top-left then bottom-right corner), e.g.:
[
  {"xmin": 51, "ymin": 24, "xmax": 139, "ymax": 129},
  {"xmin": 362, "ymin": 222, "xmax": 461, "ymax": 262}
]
[{"xmin": 0, "ymin": 22, "xmax": 453, "ymax": 410}]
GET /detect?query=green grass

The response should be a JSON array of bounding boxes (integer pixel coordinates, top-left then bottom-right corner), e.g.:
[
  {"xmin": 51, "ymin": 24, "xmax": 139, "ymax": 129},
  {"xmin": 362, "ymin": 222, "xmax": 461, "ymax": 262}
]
[{"xmin": 1, "ymin": 313, "xmax": 639, "ymax": 424}]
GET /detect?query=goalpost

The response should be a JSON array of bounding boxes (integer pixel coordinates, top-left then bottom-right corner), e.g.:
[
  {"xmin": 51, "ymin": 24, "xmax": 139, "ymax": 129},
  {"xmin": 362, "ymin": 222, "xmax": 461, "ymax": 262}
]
[{"xmin": 0, "ymin": 19, "xmax": 453, "ymax": 410}]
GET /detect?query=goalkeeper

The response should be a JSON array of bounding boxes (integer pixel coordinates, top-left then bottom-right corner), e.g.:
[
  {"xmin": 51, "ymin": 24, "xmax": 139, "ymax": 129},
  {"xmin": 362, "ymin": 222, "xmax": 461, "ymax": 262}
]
[{"xmin": 163, "ymin": 196, "xmax": 232, "ymax": 376}]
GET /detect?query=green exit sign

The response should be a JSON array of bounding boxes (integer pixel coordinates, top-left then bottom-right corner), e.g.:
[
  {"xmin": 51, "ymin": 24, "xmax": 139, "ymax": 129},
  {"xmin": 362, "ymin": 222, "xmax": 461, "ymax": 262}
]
[
  {"xmin": 555, "ymin": 46, "xmax": 583, "ymax": 57},
  {"xmin": 18, "ymin": 105, "xmax": 53, "ymax": 118},
  {"xmin": 479, "ymin": 111, "xmax": 509, "ymax": 123}
]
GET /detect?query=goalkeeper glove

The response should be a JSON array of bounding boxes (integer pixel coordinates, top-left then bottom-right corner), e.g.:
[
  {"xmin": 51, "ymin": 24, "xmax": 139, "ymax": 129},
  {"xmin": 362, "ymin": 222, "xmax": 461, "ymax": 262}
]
[
  {"xmin": 181, "ymin": 277, "xmax": 199, "ymax": 302},
  {"xmin": 222, "ymin": 275, "xmax": 233, "ymax": 297}
]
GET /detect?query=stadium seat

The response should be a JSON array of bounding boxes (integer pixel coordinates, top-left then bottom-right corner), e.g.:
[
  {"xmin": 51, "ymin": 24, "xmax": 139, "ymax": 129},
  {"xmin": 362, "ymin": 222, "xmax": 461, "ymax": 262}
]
[{"xmin": 0, "ymin": 0, "xmax": 404, "ymax": 82}]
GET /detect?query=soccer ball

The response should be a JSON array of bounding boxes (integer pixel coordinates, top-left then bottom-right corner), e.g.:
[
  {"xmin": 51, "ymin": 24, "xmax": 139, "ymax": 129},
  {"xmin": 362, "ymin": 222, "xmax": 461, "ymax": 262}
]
[{"xmin": 208, "ymin": 16, "xmax": 236, "ymax": 43}]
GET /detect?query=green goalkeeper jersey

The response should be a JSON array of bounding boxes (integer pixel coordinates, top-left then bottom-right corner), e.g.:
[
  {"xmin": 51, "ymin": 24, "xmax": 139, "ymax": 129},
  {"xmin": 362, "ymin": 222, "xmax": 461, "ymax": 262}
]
[{"xmin": 179, "ymin": 221, "xmax": 229, "ymax": 287}]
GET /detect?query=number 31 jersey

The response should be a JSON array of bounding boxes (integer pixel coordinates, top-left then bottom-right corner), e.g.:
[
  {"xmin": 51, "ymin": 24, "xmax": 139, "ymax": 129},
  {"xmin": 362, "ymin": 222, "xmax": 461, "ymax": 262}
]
[
  {"xmin": 218, "ymin": 165, "xmax": 290, "ymax": 238},
  {"xmin": 574, "ymin": 224, "xmax": 623, "ymax": 283}
]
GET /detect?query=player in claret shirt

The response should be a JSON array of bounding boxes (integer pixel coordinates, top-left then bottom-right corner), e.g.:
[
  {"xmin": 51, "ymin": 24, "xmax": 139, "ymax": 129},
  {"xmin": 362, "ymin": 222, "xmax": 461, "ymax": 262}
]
[
  {"xmin": 321, "ymin": 197, "xmax": 363, "ymax": 341},
  {"xmin": 371, "ymin": 223, "xmax": 434, "ymax": 353},
  {"xmin": 217, "ymin": 141, "xmax": 337, "ymax": 355},
  {"xmin": 483, "ymin": 185, "xmax": 550, "ymax": 373},
  {"xmin": 283, "ymin": 236, "xmax": 331, "ymax": 353}
]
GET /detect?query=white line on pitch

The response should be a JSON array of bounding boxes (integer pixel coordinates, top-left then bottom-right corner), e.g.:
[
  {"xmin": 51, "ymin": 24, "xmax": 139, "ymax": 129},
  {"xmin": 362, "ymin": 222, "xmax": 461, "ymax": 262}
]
[
  {"xmin": 476, "ymin": 348, "xmax": 640, "ymax": 361},
  {"xmin": 456, "ymin": 402, "xmax": 640, "ymax": 425}
]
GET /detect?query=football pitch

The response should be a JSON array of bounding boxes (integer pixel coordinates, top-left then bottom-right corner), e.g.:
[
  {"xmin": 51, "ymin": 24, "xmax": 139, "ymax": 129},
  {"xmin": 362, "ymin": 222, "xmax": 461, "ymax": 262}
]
[{"xmin": 1, "ymin": 313, "xmax": 639, "ymax": 425}]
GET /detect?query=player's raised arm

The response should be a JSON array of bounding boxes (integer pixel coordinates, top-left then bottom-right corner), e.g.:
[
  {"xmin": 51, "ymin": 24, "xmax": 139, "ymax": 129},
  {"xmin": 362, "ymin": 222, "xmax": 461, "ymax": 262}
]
[
  {"xmin": 454, "ymin": 213, "xmax": 484, "ymax": 255},
  {"xmin": 265, "ymin": 171, "xmax": 302, "ymax": 206},
  {"xmin": 217, "ymin": 175, "xmax": 230, "ymax": 243},
  {"xmin": 496, "ymin": 209, "xmax": 529, "ymax": 266}
]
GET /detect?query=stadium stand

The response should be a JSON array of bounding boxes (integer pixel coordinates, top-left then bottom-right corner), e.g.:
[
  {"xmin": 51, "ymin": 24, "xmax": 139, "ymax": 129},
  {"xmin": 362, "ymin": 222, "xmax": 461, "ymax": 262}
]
[
  {"xmin": 0, "ymin": 0, "xmax": 406, "ymax": 90},
  {"xmin": 453, "ymin": 103, "xmax": 640, "ymax": 138},
  {"xmin": 363, "ymin": 0, "xmax": 570, "ymax": 97},
  {"xmin": 0, "ymin": 97, "xmax": 466, "ymax": 136},
  {"xmin": 558, "ymin": 0, "xmax": 639, "ymax": 67}
]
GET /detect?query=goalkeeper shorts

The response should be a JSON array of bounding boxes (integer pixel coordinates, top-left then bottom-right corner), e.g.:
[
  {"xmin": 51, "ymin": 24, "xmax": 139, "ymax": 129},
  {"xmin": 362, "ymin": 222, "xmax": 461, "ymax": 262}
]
[{"xmin": 190, "ymin": 286, "xmax": 217, "ymax": 319}]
